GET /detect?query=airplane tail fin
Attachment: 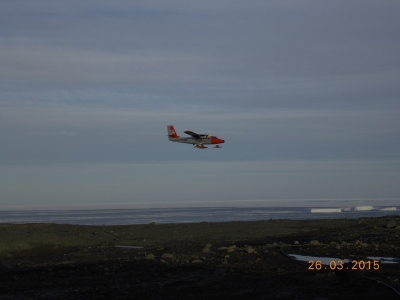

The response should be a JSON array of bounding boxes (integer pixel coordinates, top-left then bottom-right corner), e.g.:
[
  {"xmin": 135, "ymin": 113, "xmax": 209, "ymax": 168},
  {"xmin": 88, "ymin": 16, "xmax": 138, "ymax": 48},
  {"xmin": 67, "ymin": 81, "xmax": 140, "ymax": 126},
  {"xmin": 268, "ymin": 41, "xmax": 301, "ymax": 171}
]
[{"xmin": 167, "ymin": 125, "xmax": 179, "ymax": 139}]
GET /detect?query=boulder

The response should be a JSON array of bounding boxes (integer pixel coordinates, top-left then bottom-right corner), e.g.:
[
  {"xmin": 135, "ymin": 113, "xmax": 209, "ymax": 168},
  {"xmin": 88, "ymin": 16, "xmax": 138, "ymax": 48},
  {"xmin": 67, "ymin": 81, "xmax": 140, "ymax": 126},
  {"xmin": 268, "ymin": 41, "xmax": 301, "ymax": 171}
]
[
  {"xmin": 202, "ymin": 244, "xmax": 212, "ymax": 253},
  {"xmin": 145, "ymin": 253, "xmax": 155, "ymax": 260},
  {"xmin": 246, "ymin": 246, "xmax": 256, "ymax": 254},
  {"xmin": 162, "ymin": 253, "xmax": 174, "ymax": 259},
  {"xmin": 227, "ymin": 245, "xmax": 236, "ymax": 253},
  {"xmin": 386, "ymin": 220, "xmax": 397, "ymax": 228}
]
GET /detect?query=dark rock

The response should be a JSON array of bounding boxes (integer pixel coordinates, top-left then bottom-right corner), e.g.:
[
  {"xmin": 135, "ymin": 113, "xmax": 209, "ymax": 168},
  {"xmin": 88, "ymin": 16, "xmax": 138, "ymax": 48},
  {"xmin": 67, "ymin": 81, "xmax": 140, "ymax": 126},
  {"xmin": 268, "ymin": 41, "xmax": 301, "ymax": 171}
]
[{"xmin": 386, "ymin": 220, "xmax": 396, "ymax": 228}]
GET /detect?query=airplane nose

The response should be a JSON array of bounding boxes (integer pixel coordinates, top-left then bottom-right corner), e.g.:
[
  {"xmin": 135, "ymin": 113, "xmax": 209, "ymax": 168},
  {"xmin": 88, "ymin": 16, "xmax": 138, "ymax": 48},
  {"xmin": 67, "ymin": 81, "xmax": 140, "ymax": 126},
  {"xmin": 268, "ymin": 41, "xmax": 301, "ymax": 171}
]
[{"xmin": 210, "ymin": 136, "xmax": 225, "ymax": 144}]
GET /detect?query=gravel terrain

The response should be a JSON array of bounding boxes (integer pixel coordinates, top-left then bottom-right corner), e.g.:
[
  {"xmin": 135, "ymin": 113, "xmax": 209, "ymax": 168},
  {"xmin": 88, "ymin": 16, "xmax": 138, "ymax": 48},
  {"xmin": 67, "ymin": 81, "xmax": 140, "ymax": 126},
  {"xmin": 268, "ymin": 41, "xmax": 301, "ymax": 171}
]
[{"xmin": 1, "ymin": 216, "xmax": 399, "ymax": 299}]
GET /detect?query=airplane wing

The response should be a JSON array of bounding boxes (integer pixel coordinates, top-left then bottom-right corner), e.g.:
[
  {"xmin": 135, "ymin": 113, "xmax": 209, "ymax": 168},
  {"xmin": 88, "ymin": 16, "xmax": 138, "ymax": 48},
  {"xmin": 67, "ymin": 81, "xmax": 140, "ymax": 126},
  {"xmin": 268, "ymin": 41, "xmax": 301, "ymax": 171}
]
[{"xmin": 184, "ymin": 130, "xmax": 204, "ymax": 138}]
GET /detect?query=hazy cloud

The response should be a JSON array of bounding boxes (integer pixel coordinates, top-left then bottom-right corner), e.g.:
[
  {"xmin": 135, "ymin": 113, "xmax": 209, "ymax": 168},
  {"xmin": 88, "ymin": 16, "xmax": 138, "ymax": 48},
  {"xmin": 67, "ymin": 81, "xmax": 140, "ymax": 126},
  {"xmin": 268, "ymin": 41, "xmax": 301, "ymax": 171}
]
[{"xmin": 1, "ymin": 1, "xmax": 399, "ymax": 207}]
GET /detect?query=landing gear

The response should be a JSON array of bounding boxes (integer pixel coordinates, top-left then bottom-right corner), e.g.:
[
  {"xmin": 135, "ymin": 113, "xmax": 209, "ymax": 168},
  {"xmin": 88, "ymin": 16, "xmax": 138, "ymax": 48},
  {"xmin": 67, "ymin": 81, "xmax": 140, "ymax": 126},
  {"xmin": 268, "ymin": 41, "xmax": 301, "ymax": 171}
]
[{"xmin": 194, "ymin": 145, "xmax": 207, "ymax": 149}]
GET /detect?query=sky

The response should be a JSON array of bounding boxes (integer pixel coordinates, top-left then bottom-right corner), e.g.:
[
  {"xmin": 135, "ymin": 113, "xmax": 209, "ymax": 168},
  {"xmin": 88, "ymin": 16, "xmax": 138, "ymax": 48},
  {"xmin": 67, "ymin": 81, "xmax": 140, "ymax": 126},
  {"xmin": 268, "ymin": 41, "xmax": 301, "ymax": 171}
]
[{"xmin": 1, "ymin": 1, "xmax": 399, "ymax": 209}]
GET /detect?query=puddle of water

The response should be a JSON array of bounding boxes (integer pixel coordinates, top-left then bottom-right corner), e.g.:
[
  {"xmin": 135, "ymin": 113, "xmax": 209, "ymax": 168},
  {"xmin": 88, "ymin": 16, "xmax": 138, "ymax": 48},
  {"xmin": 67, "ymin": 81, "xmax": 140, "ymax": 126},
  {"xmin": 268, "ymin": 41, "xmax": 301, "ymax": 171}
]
[
  {"xmin": 366, "ymin": 256, "xmax": 399, "ymax": 264},
  {"xmin": 288, "ymin": 254, "xmax": 350, "ymax": 265},
  {"xmin": 115, "ymin": 245, "xmax": 143, "ymax": 249},
  {"xmin": 288, "ymin": 254, "xmax": 399, "ymax": 265}
]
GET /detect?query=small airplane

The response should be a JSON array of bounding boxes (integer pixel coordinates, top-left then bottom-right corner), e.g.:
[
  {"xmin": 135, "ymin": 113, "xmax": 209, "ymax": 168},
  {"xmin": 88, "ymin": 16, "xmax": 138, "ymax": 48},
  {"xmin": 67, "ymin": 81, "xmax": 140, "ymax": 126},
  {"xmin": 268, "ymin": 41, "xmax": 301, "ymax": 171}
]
[{"xmin": 167, "ymin": 125, "xmax": 225, "ymax": 149}]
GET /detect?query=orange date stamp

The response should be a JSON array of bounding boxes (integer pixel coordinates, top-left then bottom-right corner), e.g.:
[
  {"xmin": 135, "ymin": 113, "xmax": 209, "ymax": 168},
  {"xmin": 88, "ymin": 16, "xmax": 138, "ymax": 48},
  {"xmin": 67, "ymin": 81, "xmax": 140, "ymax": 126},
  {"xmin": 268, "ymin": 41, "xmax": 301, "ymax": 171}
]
[{"xmin": 308, "ymin": 260, "xmax": 380, "ymax": 271}]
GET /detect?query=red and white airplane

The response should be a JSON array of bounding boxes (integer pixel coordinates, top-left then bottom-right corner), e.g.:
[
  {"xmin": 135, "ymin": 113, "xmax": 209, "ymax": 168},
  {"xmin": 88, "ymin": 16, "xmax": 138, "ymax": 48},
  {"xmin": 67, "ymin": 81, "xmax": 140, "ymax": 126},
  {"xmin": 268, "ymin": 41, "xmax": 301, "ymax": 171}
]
[{"xmin": 167, "ymin": 125, "xmax": 225, "ymax": 149}]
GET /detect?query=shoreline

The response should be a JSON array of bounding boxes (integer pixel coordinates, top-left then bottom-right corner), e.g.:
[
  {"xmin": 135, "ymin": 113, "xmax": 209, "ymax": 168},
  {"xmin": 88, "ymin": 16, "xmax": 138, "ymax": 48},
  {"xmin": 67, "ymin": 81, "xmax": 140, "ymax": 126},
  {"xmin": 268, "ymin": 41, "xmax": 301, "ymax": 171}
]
[{"xmin": 0, "ymin": 205, "xmax": 399, "ymax": 226}]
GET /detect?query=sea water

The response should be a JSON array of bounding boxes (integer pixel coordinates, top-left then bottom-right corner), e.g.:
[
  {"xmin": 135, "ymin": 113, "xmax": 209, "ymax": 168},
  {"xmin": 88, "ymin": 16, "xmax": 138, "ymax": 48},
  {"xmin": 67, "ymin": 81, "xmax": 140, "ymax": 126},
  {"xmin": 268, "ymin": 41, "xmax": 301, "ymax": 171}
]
[{"xmin": 0, "ymin": 206, "xmax": 398, "ymax": 225}]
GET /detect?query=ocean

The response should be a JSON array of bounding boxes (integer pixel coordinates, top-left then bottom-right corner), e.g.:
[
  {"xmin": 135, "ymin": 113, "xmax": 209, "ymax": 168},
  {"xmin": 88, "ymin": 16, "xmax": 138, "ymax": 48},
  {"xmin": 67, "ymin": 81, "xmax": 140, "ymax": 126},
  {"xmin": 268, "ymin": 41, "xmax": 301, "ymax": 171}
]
[{"xmin": 0, "ymin": 206, "xmax": 398, "ymax": 225}]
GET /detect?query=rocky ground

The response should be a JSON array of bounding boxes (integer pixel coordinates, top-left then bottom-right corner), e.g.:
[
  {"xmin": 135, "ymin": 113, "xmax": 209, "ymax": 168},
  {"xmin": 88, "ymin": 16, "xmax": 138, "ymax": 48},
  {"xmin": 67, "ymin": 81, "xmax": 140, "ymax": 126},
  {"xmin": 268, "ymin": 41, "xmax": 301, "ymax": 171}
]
[{"xmin": 0, "ymin": 216, "xmax": 399, "ymax": 299}]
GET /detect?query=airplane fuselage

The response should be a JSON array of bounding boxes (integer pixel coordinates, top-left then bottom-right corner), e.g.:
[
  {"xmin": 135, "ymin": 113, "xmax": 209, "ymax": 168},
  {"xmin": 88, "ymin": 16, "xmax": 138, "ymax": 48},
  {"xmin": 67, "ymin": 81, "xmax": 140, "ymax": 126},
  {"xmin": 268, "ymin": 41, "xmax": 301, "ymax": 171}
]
[{"xmin": 168, "ymin": 136, "xmax": 220, "ymax": 145}]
